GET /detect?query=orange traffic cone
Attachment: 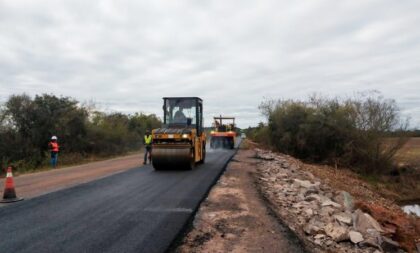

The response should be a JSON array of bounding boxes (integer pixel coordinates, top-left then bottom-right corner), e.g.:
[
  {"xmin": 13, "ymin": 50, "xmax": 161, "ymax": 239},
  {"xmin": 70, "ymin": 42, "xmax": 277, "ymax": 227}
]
[{"xmin": 0, "ymin": 167, "xmax": 23, "ymax": 203}]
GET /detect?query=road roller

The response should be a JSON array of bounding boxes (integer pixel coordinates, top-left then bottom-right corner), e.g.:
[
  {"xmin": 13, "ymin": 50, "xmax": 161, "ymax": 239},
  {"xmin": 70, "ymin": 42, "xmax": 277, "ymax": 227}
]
[
  {"xmin": 152, "ymin": 97, "xmax": 206, "ymax": 170},
  {"xmin": 210, "ymin": 116, "xmax": 236, "ymax": 149}
]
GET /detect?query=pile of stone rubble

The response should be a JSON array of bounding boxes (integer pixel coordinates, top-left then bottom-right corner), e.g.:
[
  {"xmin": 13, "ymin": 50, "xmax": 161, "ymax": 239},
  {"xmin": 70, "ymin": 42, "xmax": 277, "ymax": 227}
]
[{"xmin": 254, "ymin": 148, "xmax": 408, "ymax": 253}]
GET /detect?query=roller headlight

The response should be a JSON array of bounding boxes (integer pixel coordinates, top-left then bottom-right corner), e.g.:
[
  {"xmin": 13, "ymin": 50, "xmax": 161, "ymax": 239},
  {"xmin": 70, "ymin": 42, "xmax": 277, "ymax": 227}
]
[{"xmin": 182, "ymin": 134, "xmax": 189, "ymax": 139}]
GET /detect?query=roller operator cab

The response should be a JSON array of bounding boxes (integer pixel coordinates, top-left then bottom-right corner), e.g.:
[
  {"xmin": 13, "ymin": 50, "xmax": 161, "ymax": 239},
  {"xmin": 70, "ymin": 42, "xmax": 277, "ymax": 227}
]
[{"xmin": 152, "ymin": 97, "xmax": 206, "ymax": 170}]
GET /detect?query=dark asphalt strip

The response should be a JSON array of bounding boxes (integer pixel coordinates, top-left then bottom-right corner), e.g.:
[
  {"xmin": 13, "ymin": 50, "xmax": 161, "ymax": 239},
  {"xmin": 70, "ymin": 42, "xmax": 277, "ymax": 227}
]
[{"xmin": 0, "ymin": 149, "xmax": 236, "ymax": 253}]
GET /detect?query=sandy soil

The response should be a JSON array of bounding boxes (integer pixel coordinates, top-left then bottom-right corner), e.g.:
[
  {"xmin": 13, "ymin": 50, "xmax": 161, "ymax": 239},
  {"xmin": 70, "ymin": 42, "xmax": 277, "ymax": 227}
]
[
  {"xmin": 1, "ymin": 153, "xmax": 143, "ymax": 201},
  {"xmin": 176, "ymin": 147, "xmax": 305, "ymax": 253}
]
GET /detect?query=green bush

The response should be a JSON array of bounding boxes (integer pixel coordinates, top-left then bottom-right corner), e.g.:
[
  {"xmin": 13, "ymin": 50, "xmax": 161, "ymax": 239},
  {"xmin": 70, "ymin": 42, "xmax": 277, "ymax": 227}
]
[
  {"xmin": 245, "ymin": 122, "xmax": 271, "ymax": 145},
  {"xmin": 0, "ymin": 94, "xmax": 161, "ymax": 172},
  {"xmin": 257, "ymin": 92, "xmax": 408, "ymax": 174}
]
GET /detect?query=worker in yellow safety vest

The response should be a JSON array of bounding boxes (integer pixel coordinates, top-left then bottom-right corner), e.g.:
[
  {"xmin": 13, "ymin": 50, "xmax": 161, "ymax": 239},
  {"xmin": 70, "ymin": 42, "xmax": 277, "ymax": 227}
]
[{"xmin": 143, "ymin": 130, "xmax": 152, "ymax": 165}]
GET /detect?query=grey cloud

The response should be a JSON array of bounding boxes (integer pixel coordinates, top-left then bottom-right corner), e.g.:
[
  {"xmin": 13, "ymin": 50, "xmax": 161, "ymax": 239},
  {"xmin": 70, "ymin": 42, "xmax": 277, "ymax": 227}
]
[{"xmin": 0, "ymin": 0, "xmax": 419, "ymax": 128}]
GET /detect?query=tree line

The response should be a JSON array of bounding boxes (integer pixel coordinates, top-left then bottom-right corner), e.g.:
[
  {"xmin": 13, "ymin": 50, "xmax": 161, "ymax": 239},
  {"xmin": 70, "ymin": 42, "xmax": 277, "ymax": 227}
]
[
  {"xmin": 246, "ymin": 92, "xmax": 410, "ymax": 174},
  {"xmin": 0, "ymin": 94, "xmax": 161, "ymax": 172}
]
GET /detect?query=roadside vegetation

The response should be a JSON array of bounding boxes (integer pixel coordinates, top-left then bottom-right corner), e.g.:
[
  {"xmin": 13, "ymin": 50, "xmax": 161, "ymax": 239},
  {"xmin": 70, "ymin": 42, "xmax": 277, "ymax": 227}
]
[
  {"xmin": 246, "ymin": 91, "xmax": 419, "ymax": 202},
  {"xmin": 0, "ymin": 94, "xmax": 161, "ymax": 173}
]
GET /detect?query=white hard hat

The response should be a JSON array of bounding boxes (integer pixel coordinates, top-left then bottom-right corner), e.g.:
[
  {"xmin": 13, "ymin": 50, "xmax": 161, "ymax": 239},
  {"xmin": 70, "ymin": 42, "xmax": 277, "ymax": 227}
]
[{"xmin": 51, "ymin": 136, "xmax": 58, "ymax": 140}]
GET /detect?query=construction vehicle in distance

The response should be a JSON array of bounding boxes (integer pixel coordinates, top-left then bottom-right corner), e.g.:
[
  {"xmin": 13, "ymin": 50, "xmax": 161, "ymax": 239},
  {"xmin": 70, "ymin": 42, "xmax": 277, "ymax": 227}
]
[
  {"xmin": 151, "ymin": 97, "xmax": 206, "ymax": 170},
  {"xmin": 210, "ymin": 116, "xmax": 236, "ymax": 149}
]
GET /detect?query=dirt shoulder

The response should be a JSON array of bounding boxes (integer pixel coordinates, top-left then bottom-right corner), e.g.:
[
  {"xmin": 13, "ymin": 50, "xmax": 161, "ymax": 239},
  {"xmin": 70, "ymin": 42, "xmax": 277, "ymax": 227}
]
[
  {"xmin": 176, "ymin": 141, "xmax": 419, "ymax": 253},
  {"xmin": 1, "ymin": 152, "xmax": 143, "ymax": 200},
  {"xmin": 176, "ymin": 146, "xmax": 306, "ymax": 253}
]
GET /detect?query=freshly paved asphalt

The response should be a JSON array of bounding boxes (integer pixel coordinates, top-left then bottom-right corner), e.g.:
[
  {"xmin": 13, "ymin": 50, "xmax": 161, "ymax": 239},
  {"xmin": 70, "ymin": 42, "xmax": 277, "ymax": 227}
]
[{"xmin": 0, "ymin": 148, "xmax": 237, "ymax": 253}]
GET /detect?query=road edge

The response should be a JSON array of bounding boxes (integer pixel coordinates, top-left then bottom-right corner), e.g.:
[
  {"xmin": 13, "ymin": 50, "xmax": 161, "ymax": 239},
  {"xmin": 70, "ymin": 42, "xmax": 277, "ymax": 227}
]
[
  {"xmin": 252, "ymin": 173, "xmax": 310, "ymax": 253},
  {"xmin": 165, "ymin": 145, "xmax": 240, "ymax": 253}
]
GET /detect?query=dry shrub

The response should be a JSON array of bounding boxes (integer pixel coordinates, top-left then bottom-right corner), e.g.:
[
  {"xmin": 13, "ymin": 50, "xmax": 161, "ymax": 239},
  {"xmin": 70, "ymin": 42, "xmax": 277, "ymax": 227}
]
[{"xmin": 258, "ymin": 92, "xmax": 408, "ymax": 174}]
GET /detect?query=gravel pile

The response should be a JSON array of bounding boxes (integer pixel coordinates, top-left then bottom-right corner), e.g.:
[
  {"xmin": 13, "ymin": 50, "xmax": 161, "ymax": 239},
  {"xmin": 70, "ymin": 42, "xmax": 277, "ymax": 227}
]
[{"xmin": 255, "ymin": 148, "xmax": 410, "ymax": 253}]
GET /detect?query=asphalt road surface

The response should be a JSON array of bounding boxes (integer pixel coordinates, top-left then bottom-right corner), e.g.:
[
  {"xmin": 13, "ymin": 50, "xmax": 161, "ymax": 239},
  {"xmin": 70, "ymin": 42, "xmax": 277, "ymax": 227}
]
[{"xmin": 0, "ymin": 148, "xmax": 236, "ymax": 253}]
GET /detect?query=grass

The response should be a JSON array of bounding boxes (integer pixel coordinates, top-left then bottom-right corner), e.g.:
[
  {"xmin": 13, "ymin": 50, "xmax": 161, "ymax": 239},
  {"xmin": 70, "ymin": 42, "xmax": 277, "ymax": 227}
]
[
  {"xmin": 361, "ymin": 137, "xmax": 420, "ymax": 204},
  {"xmin": 395, "ymin": 137, "xmax": 420, "ymax": 167}
]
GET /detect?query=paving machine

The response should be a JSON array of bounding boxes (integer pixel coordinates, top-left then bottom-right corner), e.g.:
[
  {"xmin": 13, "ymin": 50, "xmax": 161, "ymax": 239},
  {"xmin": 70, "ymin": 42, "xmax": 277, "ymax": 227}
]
[
  {"xmin": 152, "ymin": 97, "xmax": 206, "ymax": 170},
  {"xmin": 210, "ymin": 116, "xmax": 236, "ymax": 149}
]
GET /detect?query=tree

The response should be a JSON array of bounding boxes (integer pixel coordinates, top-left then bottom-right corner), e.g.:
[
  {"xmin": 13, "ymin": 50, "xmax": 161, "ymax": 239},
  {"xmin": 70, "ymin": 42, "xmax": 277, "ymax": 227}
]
[{"xmin": 0, "ymin": 93, "xmax": 162, "ymax": 172}]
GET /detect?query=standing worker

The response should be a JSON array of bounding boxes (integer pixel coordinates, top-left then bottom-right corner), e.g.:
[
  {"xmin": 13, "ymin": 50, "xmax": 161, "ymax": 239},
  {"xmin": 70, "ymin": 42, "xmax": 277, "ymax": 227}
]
[
  {"xmin": 143, "ymin": 130, "xmax": 152, "ymax": 165},
  {"xmin": 48, "ymin": 136, "xmax": 60, "ymax": 168}
]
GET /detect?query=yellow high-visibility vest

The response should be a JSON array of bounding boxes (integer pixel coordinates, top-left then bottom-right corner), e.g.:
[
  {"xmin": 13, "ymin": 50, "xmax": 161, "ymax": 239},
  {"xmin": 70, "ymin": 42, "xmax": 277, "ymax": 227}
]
[{"xmin": 144, "ymin": 135, "xmax": 152, "ymax": 145}]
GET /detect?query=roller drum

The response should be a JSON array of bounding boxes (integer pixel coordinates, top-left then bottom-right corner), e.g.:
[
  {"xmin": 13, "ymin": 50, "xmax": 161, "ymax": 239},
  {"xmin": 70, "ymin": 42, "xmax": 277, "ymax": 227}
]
[
  {"xmin": 152, "ymin": 145, "xmax": 194, "ymax": 170},
  {"xmin": 210, "ymin": 136, "xmax": 234, "ymax": 149}
]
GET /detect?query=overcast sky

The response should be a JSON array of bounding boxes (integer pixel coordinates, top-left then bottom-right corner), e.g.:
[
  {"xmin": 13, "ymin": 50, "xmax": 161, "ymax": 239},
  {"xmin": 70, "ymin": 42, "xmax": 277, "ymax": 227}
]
[{"xmin": 0, "ymin": 1, "xmax": 419, "ymax": 128}]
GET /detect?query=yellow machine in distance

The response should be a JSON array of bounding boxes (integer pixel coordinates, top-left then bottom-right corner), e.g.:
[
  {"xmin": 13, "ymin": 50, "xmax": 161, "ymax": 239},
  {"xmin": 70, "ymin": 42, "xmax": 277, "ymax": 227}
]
[
  {"xmin": 151, "ymin": 97, "xmax": 206, "ymax": 170},
  {"xmin": 210, "ymin": 116, "xmax": 236, "ymax": 149}
]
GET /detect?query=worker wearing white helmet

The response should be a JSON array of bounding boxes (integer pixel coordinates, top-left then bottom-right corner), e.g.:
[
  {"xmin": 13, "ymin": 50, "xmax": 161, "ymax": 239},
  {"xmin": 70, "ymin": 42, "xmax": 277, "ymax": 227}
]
[{"xmin": 48, "ymin": 136, "xmax": 60, "ymax": 168}]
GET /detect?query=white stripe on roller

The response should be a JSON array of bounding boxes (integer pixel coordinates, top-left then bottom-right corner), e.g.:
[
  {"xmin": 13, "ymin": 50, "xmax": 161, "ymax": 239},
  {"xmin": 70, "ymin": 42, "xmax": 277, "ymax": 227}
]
[{"xmin": 6, "ymin": 172, "xmax": 12, "ymax": 177}]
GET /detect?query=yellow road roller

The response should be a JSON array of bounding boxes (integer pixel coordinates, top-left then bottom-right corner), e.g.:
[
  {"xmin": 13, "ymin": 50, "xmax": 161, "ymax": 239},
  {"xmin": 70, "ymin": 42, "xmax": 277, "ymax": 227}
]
[
  {"xmin": 152, "ymin": 97, "xmax": 206, "ymax": 170},
  {"xmin": 210, "ymin": 116, "xmax": 236, "ymax": 149}
]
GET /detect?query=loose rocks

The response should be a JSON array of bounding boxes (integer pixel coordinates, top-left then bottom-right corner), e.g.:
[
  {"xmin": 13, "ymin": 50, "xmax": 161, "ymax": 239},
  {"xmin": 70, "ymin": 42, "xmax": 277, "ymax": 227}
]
[
  {"xmin": 349, "ymin": 231, "xmax": 364, "ymax": 244},
  {"xmin": 254, "ymin": 149, "xmax": 408, "ymax": 253}
]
